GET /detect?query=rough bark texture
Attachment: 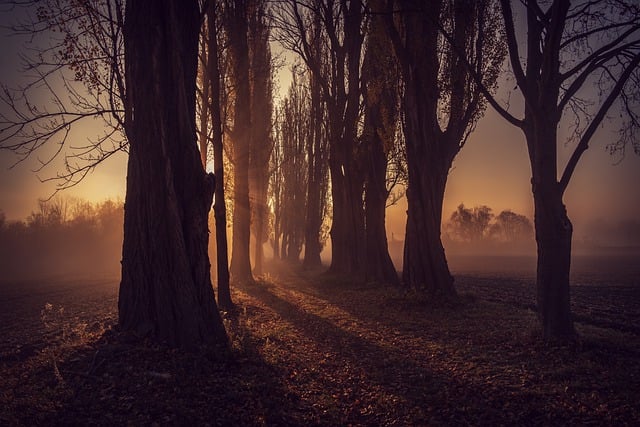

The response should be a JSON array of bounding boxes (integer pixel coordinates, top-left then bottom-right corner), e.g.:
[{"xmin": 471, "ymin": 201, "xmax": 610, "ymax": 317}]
[
  {"xmin": 325, "ymin": 2, "xmax": 366, "ymax": 279},
  {"xmin": 118, "ymin": 0, "xmax": 227, "ymax": 348},
  {"xmin": 534, "ymin": 184, "xmax": 575, "ymax": 341},
  {"xmin": 401, "ymin": 162, "xmax": 455, "ymax": 296},
  {"xmin": 206, "ymin": 1, "xmax": 232, "ymax": 309},
  {"xmin": 248, "ymin": 2, "xmax": 272, "ymax": 276},
  {"xmin": 524, "ymin": 92, "xmax": 576, "ymax": 341},
  {"xmin": 386, "ymin": 0, "xmax": 501, "ymax": 297},
  {"xmin": 392, "ymin": 0, "xmax": 456, "ymax": 297},
  {"xmin": 227, "ymin": 0, "xmax": 254, "ymax": 284},
  {"xmin": 302, "ymin": 72, "xmax": 326, "ymax": 270},
  {"xmin": 362, "ymin": 1, "xmax": 400, "ymax": 285},
  {"xmin": 500, "ymin": 0, "xmax": 576, "ymax": 341}
]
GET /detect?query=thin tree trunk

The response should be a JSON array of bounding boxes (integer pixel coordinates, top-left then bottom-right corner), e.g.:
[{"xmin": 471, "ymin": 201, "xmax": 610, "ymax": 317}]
[
  {"xmin": 365, "ymin": 137, "xmax": 399, "ymax": 285},
  {"xmin": 362, "ymin": 1, "xmax": 399, "ymax": 285},
  {"xmin": 227, "ymin": 0, "xmax": 253, "ymax": 284},
  {"xmin": 303, "ymin": 71, "xmax": 325, "ymax": 270},
  {"xmin": 119, "ymin": 0, "xmax": 227, "ymax": 348},
  {"xmin": 206, "ymin": 1, "xmax": 232, "ymax": 309}
]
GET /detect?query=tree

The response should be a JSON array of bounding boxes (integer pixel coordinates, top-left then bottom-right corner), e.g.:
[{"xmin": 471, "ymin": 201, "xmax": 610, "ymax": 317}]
[
  {"xmin": 489, "ymin": 210, "xmax": 533, "ymax": 243},
  {"xmin": 447, "ymin": 204, "xmax": 494, "ymax": 243},
  {"xmin": 118, "ymin": 0, "xmax": 227, "ymax": 348},
  {"xmin": 361, "ymin": 0, "xmax": 401, "ymax": 284},
  {"xmin": 386, "ymin": 0, "xmax": 505, "ymax": 296},
  {"xmin": 226, "ymin": 0, "xmax": 254, "ymax": 283},
  {"xmin": 467, "ymin": 0, "xmax": 640, "ymax": 341},
  {"xmin": 274, "ymin": 0, "xmax": 368, "ymax": 278},
  {"xmin": 248, "ymin": 0, "xmax": 274, "ymax": 276},
  {"xmin": 276, "ymin": 74, "xmax": 309, "ymax": 262},
  {"xmin": 0, "ymin": 0, "xmax": 126, "ymax": 190},
  {"xmin": 302, "ymin": 13, "xmax": 330, "ymax": 270},
  {"xmin": 203, "ymin": 0, "xmax": 233, "ymax": 309}
]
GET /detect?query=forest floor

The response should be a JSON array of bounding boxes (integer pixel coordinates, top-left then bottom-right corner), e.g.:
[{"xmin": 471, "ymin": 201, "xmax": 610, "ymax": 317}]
[{"xmin": 1, "ymin": 262, "xmax": 639, "ymax": 426}]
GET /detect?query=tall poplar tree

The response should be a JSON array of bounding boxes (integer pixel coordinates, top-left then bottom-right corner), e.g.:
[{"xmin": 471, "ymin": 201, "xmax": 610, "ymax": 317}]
[
  {"xmin": 118, "ymin": 0, "xmax": 227, "ymax": 348},
  {"xmin": 386, "ymin": 0, "xmax": 505, "ymax": 296}
]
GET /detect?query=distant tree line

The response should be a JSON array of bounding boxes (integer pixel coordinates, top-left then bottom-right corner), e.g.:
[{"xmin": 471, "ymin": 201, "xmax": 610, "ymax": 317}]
[
  {"xmin": 443, "ymin": 204, "xmax": 534, "ymax": 253},
  {"xmin": 0, "ymin": 198, "xmax": 123, "ymax": 281}
]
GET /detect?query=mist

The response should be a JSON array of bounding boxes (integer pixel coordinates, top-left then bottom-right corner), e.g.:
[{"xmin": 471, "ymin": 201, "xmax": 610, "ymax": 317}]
[{"xmin": 0, "ymin": 197, "xmax": 123, "ymax": 282}]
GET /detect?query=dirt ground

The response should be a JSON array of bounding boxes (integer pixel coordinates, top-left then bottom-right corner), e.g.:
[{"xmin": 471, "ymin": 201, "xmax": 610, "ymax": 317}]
[{"xmin": 1, "ymin": 261, "xmax": 639, "ymax": 425}]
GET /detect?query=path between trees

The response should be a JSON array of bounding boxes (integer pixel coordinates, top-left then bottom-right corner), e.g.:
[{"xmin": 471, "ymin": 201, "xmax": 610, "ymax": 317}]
[{"xmin": 1, "ymin": 266, "xmax": 639, "ymax": 425}]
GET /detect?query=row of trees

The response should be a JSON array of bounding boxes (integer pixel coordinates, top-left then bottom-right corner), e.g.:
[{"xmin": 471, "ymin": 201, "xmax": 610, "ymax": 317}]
[
  {"xmin": 445, "ymin": 204, "xmax": 533, "ymax": 244},
  {"xmin": 0, "ymin": 198, "xmax": 123, "ymax": 280},
  {"xmin": 1, "ymin": 0, "xmax": 639, "ymax": 346}
]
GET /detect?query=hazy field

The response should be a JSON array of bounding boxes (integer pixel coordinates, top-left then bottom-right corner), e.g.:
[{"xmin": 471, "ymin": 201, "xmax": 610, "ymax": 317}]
[{"xmin": 1, "ymin": 253, "xmax": 637, "ymax": 361}]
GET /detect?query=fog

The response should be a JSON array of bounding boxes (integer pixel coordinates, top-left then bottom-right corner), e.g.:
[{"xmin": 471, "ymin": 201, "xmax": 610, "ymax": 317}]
[
  {"xmin": 2, "ymin": 194, "xmax": 639, "ymax": 284},
  {"xmin": 0, "ymin": 198, "xmax": 123, "ymax": 282}
]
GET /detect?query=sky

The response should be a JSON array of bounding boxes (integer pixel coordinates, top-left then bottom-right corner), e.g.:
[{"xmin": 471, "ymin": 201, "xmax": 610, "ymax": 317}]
[{"xmin": 1, "ymin": 6, "xmax": 639, "ymax": 246}]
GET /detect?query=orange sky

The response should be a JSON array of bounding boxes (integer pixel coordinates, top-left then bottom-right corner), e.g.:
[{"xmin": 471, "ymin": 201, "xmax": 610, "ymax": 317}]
[{"xmin": 1, "ymin": 15, "xmax": 639, "ymax": 245}]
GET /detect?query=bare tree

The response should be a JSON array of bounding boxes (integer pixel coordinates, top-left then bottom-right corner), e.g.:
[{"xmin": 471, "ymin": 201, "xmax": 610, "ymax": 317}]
[
  {"xmin": 302, "ymin": 12, "xmax": 330, "ymax": 270},
  {"xmin": 202, "ymin": 0, "xmax": 233, "ymax": 309},
  {"xmin": 277, "ymin": 73, "xmax": 309, "ymax": 262},
  {"xmin": 226, "ymin": 0, "xmax": 254, "ymax": 283},
  {"xmin": 474, "ymin": 0, "xmax": 640, "ymax": 341},
  {"xmin": 274, "ymin": 0, "xmax": 368, "ymax": 278},
  {"xmin": 248, "ymin": 0, "xmax": 274, "ymax": 276},
  {"xmin": 0, "ymin": 0, "xmax": 127, "ymax": 190},
  {"xmin": 361, "ymin": 0, "xmax": 401, "ymax": 284},
  {"xmin": 118, "ymin": 0, "xmax": 227, "ymax": 348},
  {"xmin": 386, "ymin": 0, "xmax": 505, "ymax": 296}
]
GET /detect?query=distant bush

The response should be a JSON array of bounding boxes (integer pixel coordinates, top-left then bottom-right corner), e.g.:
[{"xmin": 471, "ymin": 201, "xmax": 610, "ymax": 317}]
[
  {"xmin": 443, "ymin": 204, "xmax": 535, "ymax": 254},
  {"xmin": 0, "ymin": 196, "xmax": 124, "ymax": 281}
]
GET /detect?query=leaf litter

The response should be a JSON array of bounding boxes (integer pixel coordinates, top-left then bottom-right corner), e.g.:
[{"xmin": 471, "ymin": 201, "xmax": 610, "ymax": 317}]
[{"xmin": 1, "ymin": 265, "xmax": 639, "ymax": 425}]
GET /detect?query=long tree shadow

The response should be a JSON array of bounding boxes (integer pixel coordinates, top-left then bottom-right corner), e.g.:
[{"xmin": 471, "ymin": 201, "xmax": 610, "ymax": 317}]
[
  {"xmin": 237, "ymin": 279, "xmax": 595, "ymax": 425},
  {"xmin": 4, "ymin": 321, "xmax": 306, "ymax": 426}
]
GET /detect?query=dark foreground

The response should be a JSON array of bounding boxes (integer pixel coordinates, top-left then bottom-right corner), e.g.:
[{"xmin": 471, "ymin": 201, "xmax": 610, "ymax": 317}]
[{"xmin": 1, "ymin": 262, "xmax": 639, "ymax": 425}]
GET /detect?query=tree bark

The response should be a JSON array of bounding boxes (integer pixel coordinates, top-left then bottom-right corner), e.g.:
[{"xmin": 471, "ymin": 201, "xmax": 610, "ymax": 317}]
[
  {"xmin": 119, "ymin": 0, "xmax": 227, "ymax": 348},
  {"xmin": 227, "ymin": 0, "xmax": 253, "ymax": 284},
  {"xmin": 362, "ymin": 1, "xmax": 400, "ymax": 285},
  {"xmin": 533, "ymin": 184, "xmax": 575, "ymax": 341},
  {"xmin": 364, "ymin": 135, "xmax": 399, "ymax": 285},
  {"xmin": 248, "ymin": 2, "xmax": 272, "ymax": 276},
  {"xmin": 401, "ymin": 150, "xmax": 455, "ymax": 296},
  {"xmin": 526, "ymin": 117, "xmax": 576, "ymax": 341},
  {"xmin": 302, "ymin": 74, "xmax": 325, "ymax": 270},
  {"xmin": 206, "ymin": 1, "xmax": 232, "ymax": 309}
]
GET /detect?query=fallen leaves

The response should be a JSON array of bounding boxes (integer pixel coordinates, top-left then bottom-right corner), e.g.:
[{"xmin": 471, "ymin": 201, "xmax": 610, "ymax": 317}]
[{"xmin": 1, "ymin": 266, "xmax": 639, "ymax": 425}]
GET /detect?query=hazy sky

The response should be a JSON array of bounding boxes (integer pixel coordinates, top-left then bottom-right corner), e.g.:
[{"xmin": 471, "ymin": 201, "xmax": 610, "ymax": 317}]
[{"xmin": 1, "ymin": 6, "xmax": 639, "ymax": 245}]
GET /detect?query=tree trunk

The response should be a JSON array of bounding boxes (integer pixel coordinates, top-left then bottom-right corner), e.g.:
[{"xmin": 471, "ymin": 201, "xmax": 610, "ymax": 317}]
[
  {"xmin": 248, "ymin": 6, "xmax": 271, "ymax": 277},
  {"xmin": 119, "ymin": 0, "xmax": 227, "ymax": 348},
  {"xmin": 327, "ymin": 145, "xmax": 365, "ymax": 277},
  {"xmin": 302, "ymin": 79, "xmax": 324, "ymax": 269},
  {"xmin": 527, "ymin": 119, "xmax": 576, "ymax": 341},
  {"xmin": 402, "ymin": 160, "xmax": 456, "ymax": 297},
  {"xmin": 206, "ymin": 1, "xmax": 232, "ymax": 309},
  {"xmin": 303, "ymin": 173, "xmax": 323, "ymax": 269},
  {"xmin": 227, "ymin": 0, "xmax": 253, "ymax": 284},
  {"xmin": 534, "ymin": 186, "xmax": 575, "ymax": 341},
  {"xmin": 364, "ymin": 137, "xmax": 399, "ymax": 285},
  {"xmin": 362, "ymin": 2, "xmax": 399, "ymax": 285}
]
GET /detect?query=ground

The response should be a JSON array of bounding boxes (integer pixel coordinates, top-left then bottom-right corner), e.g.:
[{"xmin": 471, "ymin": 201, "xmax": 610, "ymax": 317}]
[{"xmin": 1, "ymin": 259, "xmax": 639, "ymax": 425}]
